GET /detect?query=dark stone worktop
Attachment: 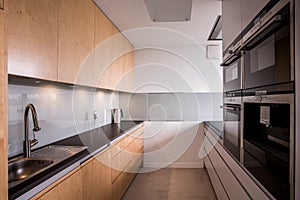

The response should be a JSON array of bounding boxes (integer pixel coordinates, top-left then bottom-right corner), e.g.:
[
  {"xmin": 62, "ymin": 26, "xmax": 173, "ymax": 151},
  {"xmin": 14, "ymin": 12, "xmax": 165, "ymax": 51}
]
[{"xmin": 9, "ymin": 120, "xmax": 143, "ymax": 199}]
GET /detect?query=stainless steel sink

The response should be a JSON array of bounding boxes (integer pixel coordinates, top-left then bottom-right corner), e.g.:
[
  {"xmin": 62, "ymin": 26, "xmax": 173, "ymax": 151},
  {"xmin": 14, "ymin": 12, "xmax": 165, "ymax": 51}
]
[
  {"xmin": 8, "ymin": 158, "xmax": 53, "ymax": 183},
  {"xmin": 8, "ymin": 145, "xmax": 87, "ymax": 188}
]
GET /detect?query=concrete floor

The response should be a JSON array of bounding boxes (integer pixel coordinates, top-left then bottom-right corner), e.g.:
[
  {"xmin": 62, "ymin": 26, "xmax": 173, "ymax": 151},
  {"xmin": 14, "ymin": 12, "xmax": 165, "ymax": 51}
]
[{"xmin": 122, "ymin": 168, "xmax": 217, "ymax": 200}]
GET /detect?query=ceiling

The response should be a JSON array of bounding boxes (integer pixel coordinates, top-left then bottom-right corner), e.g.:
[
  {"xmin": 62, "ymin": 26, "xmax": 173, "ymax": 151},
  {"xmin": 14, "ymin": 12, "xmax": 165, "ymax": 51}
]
[{"xmin": 93, "ymin": 0, "xmax": 222, "ymax": 47}]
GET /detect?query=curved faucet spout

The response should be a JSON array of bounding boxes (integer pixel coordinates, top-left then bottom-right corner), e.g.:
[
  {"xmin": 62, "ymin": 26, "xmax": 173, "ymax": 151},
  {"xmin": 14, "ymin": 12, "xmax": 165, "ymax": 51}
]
[{"xmin": 24, "ymin": 103, "xmax": 41, "ymax": 158}]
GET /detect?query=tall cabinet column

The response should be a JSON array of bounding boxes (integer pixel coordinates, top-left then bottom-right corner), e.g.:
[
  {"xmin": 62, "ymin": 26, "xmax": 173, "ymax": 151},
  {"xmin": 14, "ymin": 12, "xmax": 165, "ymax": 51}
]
[{"xmin": 0, "ymin": 2, "xmax": 8, "ymax": 199}]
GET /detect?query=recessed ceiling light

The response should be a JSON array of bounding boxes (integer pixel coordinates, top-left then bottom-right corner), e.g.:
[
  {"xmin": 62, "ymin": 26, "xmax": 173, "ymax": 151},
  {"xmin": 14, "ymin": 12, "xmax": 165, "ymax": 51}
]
[{"xmin": 144, "ymin": 0, "xmax": 193, "ymax": 22}]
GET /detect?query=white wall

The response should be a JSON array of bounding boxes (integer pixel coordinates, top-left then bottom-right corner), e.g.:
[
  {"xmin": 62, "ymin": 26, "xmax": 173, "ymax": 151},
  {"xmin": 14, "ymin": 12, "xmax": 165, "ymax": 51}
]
[
  {"xmin": 143, "ymin": 121, "xmax": 204, "ymax": 169},
  {"xmin": 120, "ymin": 93, "xmax": 223, "ymax": 121},
  {"xmin": 133, "ymin": 46, "xmax": 222, "ymax": 93},
  {"xmin": 295, "ymin": 0, "xmax": 299, "ymax": 198}
]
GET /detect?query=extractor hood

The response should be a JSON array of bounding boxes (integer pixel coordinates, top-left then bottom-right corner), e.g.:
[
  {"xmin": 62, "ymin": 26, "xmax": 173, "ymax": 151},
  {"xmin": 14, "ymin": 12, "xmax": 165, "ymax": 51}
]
[{"xmin": 144, "ymin": 0, "xmax": 193, "ymax": 22}]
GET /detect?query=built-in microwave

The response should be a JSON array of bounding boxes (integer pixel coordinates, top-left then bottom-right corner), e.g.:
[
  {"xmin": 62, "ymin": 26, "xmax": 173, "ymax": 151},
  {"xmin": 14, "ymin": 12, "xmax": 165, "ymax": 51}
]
[{"xmin": 242, "ymin": 1, "xmax": 292, "ymax": 90}]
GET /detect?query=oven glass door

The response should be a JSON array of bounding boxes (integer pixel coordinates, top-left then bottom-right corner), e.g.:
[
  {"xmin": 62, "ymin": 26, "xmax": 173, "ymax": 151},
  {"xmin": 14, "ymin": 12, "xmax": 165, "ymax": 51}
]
[
  {"xmin": 244, "ymin": 19, "xmax": 290, "ymax": 89},
  {"xmin": 223, "ymin": 58, "xmax": 241, "ymax": 92},
  {"xmin": 243, "ymin": 101, "xmax": 290, "ymax": 200},
  {"xmin": 223, "ymin": 104, "xmax": 241, "ymax": 161}
]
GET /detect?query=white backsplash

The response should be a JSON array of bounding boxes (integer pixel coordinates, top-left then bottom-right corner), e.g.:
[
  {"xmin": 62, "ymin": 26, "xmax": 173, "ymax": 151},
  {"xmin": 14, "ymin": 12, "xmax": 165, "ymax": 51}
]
[{"xmin": 8, "ymin": 84, "xmax": 120, "ymax": 157}]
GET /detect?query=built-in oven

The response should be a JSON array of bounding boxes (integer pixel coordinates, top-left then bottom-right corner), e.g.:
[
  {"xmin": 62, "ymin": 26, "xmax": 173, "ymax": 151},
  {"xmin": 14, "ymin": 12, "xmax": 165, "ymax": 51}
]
[
  {"xmin": 221, "ymin": 92, "xmax": 242, "ymax": 161},
  {"xmin": 241, "ymin": 1, "xmax": 293, "ymax": 90},
  {"xmin": 243, "ymin": 93, "xmax": 294, "ymax": 200},
  {"xmin": 221, "ymin": 41, "xmax": 243, "ymax": 93}
]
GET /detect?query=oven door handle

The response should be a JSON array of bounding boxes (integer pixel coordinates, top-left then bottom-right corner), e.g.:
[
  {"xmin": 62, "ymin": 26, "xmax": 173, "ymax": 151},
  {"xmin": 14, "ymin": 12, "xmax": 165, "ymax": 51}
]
[
  {"xmin": 220, "ymin": 52, "xmax": 241, "ymax": 67},
  {"xmin": 241, "ymin": 14, "xmax": 285, "ymax": 50},
  {"xmin": 220, "ymin": 105, "xmax": 241, "ymax": 111}
]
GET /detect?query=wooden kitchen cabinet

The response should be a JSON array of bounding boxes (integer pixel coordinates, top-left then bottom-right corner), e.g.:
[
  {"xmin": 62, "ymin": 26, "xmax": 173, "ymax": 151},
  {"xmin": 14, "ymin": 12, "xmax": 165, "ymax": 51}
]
[
  {"xmin": 94, "ymin": 6, "xmax": 114, "ymax": 90},
  {"xmin": 0, "ymin": 7, "xmax": 8, "ymax": 200},
  {"xmin": 58, "ymin": 0, "xmax": 95, "ymax": 86},
  {"xmin": 81, "ymin": 147, "xmax": 112, "ymax": 200},
  {"xmin": 111, "ymin": 26, "xmax": 134, "ymax": 92},
  {"xmin": 32, "ymin": 167, "xmax": 83, "ymax": 200},
  {"xmin": 6, "ymin": 0, "xmax": 59, "ymax": 81},
  {"xmin": 111, "ymin": 125, "xmax": 144, "ymax": 200}
]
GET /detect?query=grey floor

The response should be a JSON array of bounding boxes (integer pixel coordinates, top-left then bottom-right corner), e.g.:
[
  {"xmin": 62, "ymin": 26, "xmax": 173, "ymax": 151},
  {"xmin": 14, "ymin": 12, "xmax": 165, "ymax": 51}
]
[{"xmin": 122, "ymin": 168, "xmax": 217, "ymax": 200}]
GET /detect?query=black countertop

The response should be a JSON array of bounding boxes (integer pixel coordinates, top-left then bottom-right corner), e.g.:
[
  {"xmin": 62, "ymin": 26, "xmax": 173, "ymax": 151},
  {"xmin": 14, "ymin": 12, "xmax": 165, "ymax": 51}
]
[
  {"xmin": 9, "ymin": 120, "xmax": 143, "ymax": 199},
  {"xmin": 204, "ymin": 121, "xmax": 223, "ymax": 139}
]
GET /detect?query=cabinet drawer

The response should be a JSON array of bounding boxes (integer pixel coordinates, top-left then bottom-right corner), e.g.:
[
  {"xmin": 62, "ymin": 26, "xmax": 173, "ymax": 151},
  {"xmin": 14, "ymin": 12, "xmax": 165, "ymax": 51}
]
[
  {"xmin": 204, "ymin": 155, "xmax": 229, "ymax": 200},
  {"xmin": 205, "ymin": 128, "xmax": 271, "ymax": 200},
  {"xmin": 111, "ymin": 126, "xmax": 143, "ymax": 157},
  {"xmin": 112, "ymin": 149, "xmax": 143, "ymax": 200},
  {"xmin": 205, "ymin": 145, "xmax": 250, "ymax": 200}
]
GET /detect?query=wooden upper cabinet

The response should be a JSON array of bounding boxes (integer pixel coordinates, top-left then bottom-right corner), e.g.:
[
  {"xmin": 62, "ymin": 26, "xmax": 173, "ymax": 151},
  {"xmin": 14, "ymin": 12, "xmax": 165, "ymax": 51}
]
[
  {"xmin": 58, "ymin": 0, "xmax": 95, "ymax": 86},
  {"xmin": 94, "ymin": 5, "xmax": 114, "ymax": 90},
  {"xmin": 7, "ymin": 0, "xmax": 59, "ymax": 81},
  {"xmin": 112, "ymin": 26, "xmax": 134, "ymax": 91}
]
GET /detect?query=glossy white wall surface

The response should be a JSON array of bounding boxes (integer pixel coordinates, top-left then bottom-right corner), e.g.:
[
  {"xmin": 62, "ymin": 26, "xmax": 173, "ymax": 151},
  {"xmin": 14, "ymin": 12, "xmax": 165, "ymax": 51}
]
[
  {"xmin": 120, "ymin": 93, "xmax": 223, "ymax": 121},
  {"xmin": 133, "ymin": 46, "xmax": 222, "ymax": 93},
  {"xmin": 143, "ymin": 121, "xmax": 204, "ymax": 168},
  {"xmin": 295, "ymin": 0, "xmax": 300, "ymax": 198},
  {"xmin": 8, "ymin": 84, "xmax": 119, "ymax": 157}
]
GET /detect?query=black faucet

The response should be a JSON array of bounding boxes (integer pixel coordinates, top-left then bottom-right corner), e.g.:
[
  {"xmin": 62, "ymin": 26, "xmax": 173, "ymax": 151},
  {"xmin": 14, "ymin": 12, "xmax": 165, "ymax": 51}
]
[{"xmin": 23, "ymin": 103, "xmax": 41, "ymax": 158}]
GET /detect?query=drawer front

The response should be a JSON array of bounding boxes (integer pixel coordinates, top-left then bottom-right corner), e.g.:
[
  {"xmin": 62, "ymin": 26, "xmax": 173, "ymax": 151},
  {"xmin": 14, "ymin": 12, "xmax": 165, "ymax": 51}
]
[
  {"xmin": 111, "ymin": 126, "xmax": 143, "ymax": 157},
  {"xmin": 205, "ymin": 129, "xmax": 271, "ymax": 200},
  {"xmin": 112, "ymin": 149, "xmax": 143, "ymax": 200},
  {"xmin": 111, "ymin": 128, "xmax": 144, "ymax": 183},
  {"xmin": 205, "ymin": 145, "xmax": 250, "ymax": 200},
  {"xmin": 204, "ymin": 155, "xmax": 229, "ymax": 200}
]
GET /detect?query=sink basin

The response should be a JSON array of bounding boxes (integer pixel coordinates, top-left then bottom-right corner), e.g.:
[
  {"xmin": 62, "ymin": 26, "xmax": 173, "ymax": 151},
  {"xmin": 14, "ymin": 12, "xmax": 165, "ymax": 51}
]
[
  {"xmin": 8, "ymin": 145, "xmax": 87, "ymax": 188},
  {"xmin": 8, "ymin": 158, "xmax": 53, "ymax": 183}
]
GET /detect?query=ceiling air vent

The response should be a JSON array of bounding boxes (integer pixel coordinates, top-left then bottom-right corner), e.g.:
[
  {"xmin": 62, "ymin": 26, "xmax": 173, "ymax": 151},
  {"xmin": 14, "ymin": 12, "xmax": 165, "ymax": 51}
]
[
  {"xmin": 208, "ymin": 15, "xmax": 222, "ymax": 40},
  {"xmin": 144, "ymin": 0, "xmax": 193, "ymax": 22}
]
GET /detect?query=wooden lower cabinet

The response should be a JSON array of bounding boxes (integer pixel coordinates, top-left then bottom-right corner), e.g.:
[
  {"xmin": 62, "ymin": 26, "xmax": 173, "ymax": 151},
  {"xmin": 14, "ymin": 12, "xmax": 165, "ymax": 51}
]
[
  {"xmin": 32, "ymin": 167, "xmax": 83, "ymax": 200},
  {"xmin": 111, "ymin": 126, "xmax": 144, "ymax": 200},
  {"xmin": 112, "ymin": 150, "xmax": 143, "ymax": 200},
  {"xmin": 32, "ymin": 125, "xmax": 144, "ymax": 200},
  {"xmin": 81, "ymin": 148, "xmax": 112, "ymax": 200}
]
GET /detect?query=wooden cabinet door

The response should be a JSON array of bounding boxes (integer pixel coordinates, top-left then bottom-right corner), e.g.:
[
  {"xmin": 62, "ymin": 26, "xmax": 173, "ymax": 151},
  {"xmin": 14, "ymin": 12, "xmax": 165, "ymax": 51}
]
[
  {"xmin": 81, "ymin": 148, "xmax": 112, "ymax": 200},
  {"xmin": 32, "ymin": 167, "xmax": 83, "ymax": 200},
  {"xmin": 58, "ymin": 0, "xmax": 94, "ymax": 86},
  {"xmin": 112, "ymin": 26, "xmax": 133, "ymax": 91},
  {"xmin": 94, "ymin": 5, "xmax": 114, "ymax": 90},
  {"xmin": 0, "ymin": 8, "xmax": 8, "ymax": 200},
  {"xmin": 7, "ymin": 0, "xmax": 58, "ymax": 81}
]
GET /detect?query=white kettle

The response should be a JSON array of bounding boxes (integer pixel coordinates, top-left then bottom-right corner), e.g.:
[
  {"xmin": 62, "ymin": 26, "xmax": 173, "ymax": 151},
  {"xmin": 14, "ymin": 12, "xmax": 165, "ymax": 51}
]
[{"xmin": 111, "ymin": 108, "xmax": 123, "ymax": 124}]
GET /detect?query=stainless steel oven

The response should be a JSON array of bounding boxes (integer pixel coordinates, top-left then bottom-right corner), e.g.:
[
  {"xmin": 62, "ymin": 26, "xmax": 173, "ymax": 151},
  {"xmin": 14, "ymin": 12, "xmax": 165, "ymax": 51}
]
[
  {"xmin": 242, "ymin": 1, "xmax": 293, "ymax": 90},
  {"xmin": 243, "ymin": 93, "xmax": 294, "ymax": 200},
  {"xmin": 222, "ymin": 93, "xmax": 242, "ymax": 161},
  {"xmin": 221, "ymin": 41, "xmax": 243, "ymax": 93}
]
